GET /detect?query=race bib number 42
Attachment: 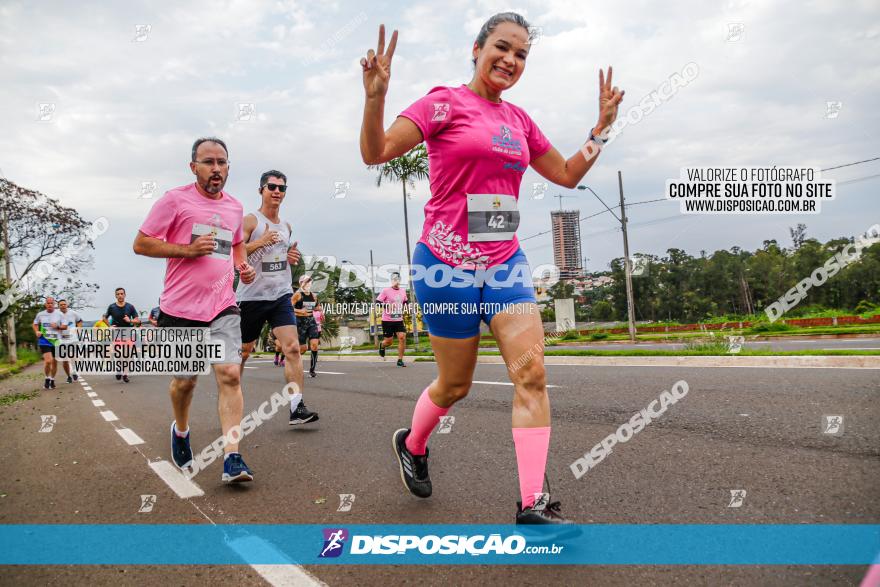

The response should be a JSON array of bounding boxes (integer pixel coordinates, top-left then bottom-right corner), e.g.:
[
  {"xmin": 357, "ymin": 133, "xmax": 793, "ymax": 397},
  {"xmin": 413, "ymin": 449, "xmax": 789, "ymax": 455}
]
[
  {"xmin": 191, "ymin": 224, "xmax": 233, "ymax": 259},
  {"xmin": 467, "ymin": 193, "xmax": 520, "ymax": 242}
]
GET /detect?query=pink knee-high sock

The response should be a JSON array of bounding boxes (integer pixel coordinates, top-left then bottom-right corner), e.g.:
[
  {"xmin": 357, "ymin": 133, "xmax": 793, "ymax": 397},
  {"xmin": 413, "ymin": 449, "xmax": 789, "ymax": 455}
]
[
  {"xmin": 512, "ymin": 427, "xmax": 551, "ymax": 509},
  {"xmin": 405, "ymin": 388, "xmax": 450, "ymax": 455}
]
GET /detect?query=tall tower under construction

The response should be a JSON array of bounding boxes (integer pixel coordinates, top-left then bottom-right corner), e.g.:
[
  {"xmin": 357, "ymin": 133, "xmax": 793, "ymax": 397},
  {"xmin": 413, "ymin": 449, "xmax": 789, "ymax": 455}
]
[{"xmin": 551, "ymin": 210, "xmax": 583, "ymax": 280}]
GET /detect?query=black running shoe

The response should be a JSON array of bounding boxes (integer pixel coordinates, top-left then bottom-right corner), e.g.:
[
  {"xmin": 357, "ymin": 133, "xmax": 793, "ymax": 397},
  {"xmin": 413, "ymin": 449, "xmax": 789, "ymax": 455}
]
[
  {"xmin": 396, "ymin": 359, "xmax": 405, "ymax": 367},
  {"xmin": 122, "ymin": 375, "xmax": 130, "ymax": 383},
  {"xmin": 115, "ymin": 374, "xmax": 122, "ymax": 381},
  {"xmin": 43, "ymin": 378, "xmax": 50, "ymax": 390},
  {"xmin": 392, "ymin": 428, "xmax": 431, "ymax": 498},
  {"xmin": 221, "ymin": 452, "xmax": 254, "ymax": 483},
  {"xmin": 49, "ymin": 379, "xmax": 56, "ymax": 389},
  {"xmin": 66, "ymin": 376, "xmax": 73, "ymax": 384},
  {"xmin": 516, "ymin": 499, "xmax": 575, "ymax": 524},
  {"xmin": 289, "ymin": 400, "xmax": 319, "ymax": 425},
  {"xmin": 379, "ymin": 345, "xmax": 386, "ymax": 358},
  {"xmin": 309, "ymin": 369, "xmax": 316, "ymax": 378},
  {"xmin": 72, "ymin": 373, "xmax": 78, "ymax": 381},
  {"xmin": 170, "ymin": 421, "xmax": 193, "ymax": 469}
]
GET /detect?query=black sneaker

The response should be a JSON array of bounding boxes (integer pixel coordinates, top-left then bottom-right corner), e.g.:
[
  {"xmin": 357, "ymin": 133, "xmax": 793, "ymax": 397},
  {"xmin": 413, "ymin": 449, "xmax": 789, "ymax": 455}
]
[
  {"xmin": 115, "ymin": 374, "xmax": 122, "ymax": 381},
  {"xmin": 122, "ymin": 375, "xmax": 130, "ymax": 383},
  {"xmin": 72, "ymin": 373, "xmax": 79, "ymax": 381},
  {"xmin": 66, "ymin": 376, "xmax": 73, "ymax": 384},
  {"xmin": 516, "ymin": 499, "xmax": 575, "ymax": 524},
  {"xmin": 289, "ymin": 400, "xmax": 319, "ymax": 425},
  {"xmin": 221, "ymin": 452, "xmax": 254, "ymax": 483},
  {"xmin": 397, "ymin": 359, "xmax": 405, "ymax": 367},
  {"xmin": 379, "ymin": 345, "xmax": 386, "ymax": 358},
  {"xmin": 392, "ymin": 428, "xmax": 431, "ymax": 498},
  {"xmin": 170, "ymin": 421, "xmax": 193, "ymax": 469},
  {"xmin": 309, "ymin": 369, "xmax": 316, "ymax": 378},
  {"xmin": 44, "ymin": 378, "xmax": 51, "ymax": 390},
  {"xmin": 49, "ymin": 379, "xmax": 56, "ymax": 389}
]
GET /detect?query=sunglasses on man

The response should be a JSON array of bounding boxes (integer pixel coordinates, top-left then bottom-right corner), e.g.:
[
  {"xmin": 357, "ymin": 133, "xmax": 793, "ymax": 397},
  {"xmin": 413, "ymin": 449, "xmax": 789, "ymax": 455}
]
[{"xmin": 263, "ymin": 183, "xmax": 287, "ymax": 193}]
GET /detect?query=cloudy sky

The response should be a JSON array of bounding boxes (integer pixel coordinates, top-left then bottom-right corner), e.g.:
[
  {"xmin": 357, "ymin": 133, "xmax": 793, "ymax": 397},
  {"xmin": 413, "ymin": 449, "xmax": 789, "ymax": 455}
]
[{"xmin": 1, "ymin": 0, "xmax": 878, "ymax": 319}]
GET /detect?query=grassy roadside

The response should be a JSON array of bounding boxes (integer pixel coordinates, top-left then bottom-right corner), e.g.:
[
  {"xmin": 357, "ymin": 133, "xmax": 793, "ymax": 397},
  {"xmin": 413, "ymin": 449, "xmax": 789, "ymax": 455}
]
[{"xmin": 0, "ymin": 349, "xmax": 41, "ymax": 380}]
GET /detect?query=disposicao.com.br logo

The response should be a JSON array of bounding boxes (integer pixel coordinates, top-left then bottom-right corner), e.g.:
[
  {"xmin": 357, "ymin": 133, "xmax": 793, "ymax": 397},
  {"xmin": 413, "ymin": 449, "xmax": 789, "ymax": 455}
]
[{"xmin": 318, "ymin": 528, "xmax": 563, "ymax": 558}]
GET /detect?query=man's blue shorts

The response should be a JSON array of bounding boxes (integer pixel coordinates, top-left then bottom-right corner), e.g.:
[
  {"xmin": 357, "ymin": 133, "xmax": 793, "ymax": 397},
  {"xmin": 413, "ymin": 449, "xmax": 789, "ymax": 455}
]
[{"xmin": 411, "ymin": 242, "xmax": 537, "ymax": 339}]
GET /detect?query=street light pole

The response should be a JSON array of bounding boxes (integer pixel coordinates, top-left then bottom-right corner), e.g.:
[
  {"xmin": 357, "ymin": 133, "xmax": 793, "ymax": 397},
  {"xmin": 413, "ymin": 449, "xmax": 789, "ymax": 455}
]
[
  {"xmin": 578, "ymin": 177, "xmax": 637, "ymax": 342},
  {"xmin": 401, "ymin": 181, "xmax": 419, "ymax": 350},
  {"xmin": 370, "ymin": 249, "xmax": 378, "ymax": 348}
]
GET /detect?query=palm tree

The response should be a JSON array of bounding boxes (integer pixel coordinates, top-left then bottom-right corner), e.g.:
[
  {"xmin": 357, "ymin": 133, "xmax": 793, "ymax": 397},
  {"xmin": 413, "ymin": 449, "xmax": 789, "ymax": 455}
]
[{"xmin": 369, "ymin": 144, "xmax": 429, "ymax": 348}]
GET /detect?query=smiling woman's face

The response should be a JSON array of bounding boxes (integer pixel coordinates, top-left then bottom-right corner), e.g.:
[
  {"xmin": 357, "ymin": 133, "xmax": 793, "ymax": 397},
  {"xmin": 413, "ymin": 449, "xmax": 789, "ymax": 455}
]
[{"xmin": 472, "ymin": 21, "xmax": 530, "ymax": 94}]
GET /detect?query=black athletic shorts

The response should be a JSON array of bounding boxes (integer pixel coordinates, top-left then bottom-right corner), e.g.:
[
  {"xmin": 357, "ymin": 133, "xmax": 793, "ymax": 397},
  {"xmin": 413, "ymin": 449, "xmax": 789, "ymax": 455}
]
[
  {"xmin": 382, "ymin": 320, "xmax": 406, "ymax": 338},
  {"xmin": 297, "ymin": 316, "xmax": 320, "ymax": 345}
]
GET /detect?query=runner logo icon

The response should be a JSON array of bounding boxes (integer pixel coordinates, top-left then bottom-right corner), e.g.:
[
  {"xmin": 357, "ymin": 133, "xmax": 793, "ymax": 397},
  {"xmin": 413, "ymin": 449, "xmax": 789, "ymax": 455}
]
[{"xmin": 319, "ymin": 528, "xmax": 349, "ymax": 558}]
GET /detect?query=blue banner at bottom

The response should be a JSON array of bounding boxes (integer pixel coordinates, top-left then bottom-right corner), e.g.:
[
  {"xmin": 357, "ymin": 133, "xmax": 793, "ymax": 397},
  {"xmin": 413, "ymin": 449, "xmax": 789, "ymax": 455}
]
[{"xmin": 0, "ymin": 525, "xmax": 877, "ymax": 565}]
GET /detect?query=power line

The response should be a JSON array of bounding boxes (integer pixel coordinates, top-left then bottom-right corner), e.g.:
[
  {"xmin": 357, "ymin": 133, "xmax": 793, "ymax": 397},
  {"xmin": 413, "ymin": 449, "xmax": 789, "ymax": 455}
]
[{"xmin": 820, "ymin": 157, "xmax": 880, "ymax": 172}]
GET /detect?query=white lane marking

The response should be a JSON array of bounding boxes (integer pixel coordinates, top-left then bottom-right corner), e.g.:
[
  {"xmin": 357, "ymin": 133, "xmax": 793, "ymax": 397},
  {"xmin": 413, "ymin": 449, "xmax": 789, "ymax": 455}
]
[
  {"xmin": 87, "ymin": 392, "xmax": 98, "ymax": 398},
  {"xmin": 834, "ymin": 347, "xmax": 880, "ymax": 350},
  {"xmin": 249, "ymin": 564, "xmax": 325, "ymax": 586},
  {"xmin": 79, "ymin": 381, "xmax": 87, "ymax": 385},
  {"xmin": 83, "ymin": 386, "xmax": 92, "ymax": 391},
  {"xmin": 315, "ymin": 371, "xmax": 344, "ymax": 375},
  {"xmin": 227, "ymin": 535, "xmax": 326, "ymax": 586},
  {"xmin": 92, "ymin": 399, "xmax": 105, "ymax": 406},
  {"xmin": 472, "ymin": 380, "xmax": 559, "ymax": 388},
  {"xmin": 148, "ymin": 460, "xmax": 204, "ymax": 499},
  {"xmin": 100, "ymin": 410, "xmax": 118, "ymax": 422},
  {"xmin": 543, "ymin": 363, "xmax": 880, "ymax": 370},
  {"xmin": 243, "ymin": 366, "xmax": 258, "ymax": 369},
  {"xmin": 115, "ymin": 427, "xmax": 144, "ymax": 445}
]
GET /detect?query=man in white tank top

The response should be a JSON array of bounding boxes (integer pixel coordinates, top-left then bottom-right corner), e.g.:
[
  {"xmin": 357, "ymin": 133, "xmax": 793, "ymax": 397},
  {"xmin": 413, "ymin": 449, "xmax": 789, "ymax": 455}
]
[{"xmin": 237, "ymin": 170, "xmax": 318, "ymax": 425}]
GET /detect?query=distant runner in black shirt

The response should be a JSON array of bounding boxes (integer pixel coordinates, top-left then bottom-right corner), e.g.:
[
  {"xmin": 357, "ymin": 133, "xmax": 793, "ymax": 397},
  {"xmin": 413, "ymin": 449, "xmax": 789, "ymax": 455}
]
[{"xmin": 103, "ymin": 287, "xmax": 140, "ymax": 382}]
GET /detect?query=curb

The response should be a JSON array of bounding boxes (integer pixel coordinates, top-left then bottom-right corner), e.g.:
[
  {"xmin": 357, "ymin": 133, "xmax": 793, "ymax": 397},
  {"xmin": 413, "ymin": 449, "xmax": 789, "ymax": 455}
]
[{"xmin": 322, "ymin": 354, "xmax": 880, "ymax": 369}]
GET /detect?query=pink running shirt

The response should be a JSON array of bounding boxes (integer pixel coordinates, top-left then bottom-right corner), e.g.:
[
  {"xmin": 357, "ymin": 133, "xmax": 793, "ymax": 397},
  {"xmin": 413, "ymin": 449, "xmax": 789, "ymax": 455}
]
[
  {"xmin": 377, "ymin": 286, "xmax": 408, "ymax": 322},
  {"xmin": 399, "ymin": 84, "xmax": 551, "ymax": 268},
  {"xmin": 139, "ymin": 183, "xmax": 244, "ymax": 322}
]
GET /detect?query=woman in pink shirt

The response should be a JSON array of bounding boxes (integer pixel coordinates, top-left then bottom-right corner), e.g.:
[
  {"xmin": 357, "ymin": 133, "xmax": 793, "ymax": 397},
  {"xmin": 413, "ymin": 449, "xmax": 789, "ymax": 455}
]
[{"xmin": 360, "ymin": 13, "xmax": 624, "ymax": 526}]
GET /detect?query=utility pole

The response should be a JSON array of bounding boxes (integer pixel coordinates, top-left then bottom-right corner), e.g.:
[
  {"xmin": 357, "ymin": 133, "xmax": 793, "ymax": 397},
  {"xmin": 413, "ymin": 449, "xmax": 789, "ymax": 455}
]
[
  {"xmin": 2, "ymin": 208, "xmax": 17, "ymax": 363},
  {"xmin": 618, "ymin": 171, "xmax": 637, "ymax": 342},
  {"xmin": 370, "ymin": 249, "xmax": 378, "ymax": 348},
  {"xmin": 401, "ymin": 182, "xmax": 419, "ymax": 350}
]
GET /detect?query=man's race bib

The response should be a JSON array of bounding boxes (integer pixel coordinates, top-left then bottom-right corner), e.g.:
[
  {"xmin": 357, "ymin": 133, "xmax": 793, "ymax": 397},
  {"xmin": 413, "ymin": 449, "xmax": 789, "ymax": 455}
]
[
  {"xmin": 262, "ymin": 256, "xmax": 288, "ymax": 273},
  {"xmin": 302, "ymin": 301, "xmax": 316, "ymax": 311},
  {"xmin": 467, "ymin": 193, "xmax": 520, "ymax": 242},
  {"xmin": 191, "ymin": 223, "xmax": 233, "ymax": 259}
]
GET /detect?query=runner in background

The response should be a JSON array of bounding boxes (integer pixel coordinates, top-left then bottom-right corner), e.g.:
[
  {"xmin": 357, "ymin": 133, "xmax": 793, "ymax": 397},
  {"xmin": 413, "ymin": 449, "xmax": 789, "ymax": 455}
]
[
  {"xmin": 377, "ymin": 272, "xmax": 408, "ymax": 367},
  {"xmin": 57, "ymin": 299, "xmax": 83, "ymax": 383},
  {"xmin": 359, "ymin": 14, "xmax": 623, "ymax": 525},
  {"xmin": 32, "ymin": 296, "xmax": 62, "ymax": 389},
  {"xmin": 148, "ymin": 303, "xmax": 161, "ymax": 327},
  {"xmin": 103, "ymin": 287, "xmax": 140, "ymax": 383},
  {"xmin": 133, "ymin": 136, "xmax": 258, "ymax": 484},
  {"xmin": 293, "ymin": 275, "xmax": 322, "ymax": 378}
]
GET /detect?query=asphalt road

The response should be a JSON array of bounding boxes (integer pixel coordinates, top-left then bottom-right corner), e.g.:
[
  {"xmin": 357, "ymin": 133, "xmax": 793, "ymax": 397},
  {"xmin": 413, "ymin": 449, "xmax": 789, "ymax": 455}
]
[{"xmin": 2, "ymin": 357, "xmax": 878, "ymax": 585}]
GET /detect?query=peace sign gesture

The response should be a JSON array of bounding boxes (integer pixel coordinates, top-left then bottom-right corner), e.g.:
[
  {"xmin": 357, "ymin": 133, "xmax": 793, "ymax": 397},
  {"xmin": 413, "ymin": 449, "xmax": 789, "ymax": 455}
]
[
  {"xmin": 361, "ymin": 24, "xmax": 398, "ymax": 99},
  {"xmin": 596, "ymin": 66, "xmax": 625, "ymax": 133}
]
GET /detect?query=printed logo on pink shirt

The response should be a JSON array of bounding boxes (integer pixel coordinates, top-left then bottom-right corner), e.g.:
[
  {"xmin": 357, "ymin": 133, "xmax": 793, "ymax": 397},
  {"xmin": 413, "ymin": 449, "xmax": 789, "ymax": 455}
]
[
  {"xmin": 492, "ymin": 125, "xmax": 522, "ymax": 156},
  {"xmin": 431, "ymin": 103, "xmax": 450, "ymax": 121},
  {"xmin": 427, "ymin": 221, "xmax": 491, "ymax": 267}
]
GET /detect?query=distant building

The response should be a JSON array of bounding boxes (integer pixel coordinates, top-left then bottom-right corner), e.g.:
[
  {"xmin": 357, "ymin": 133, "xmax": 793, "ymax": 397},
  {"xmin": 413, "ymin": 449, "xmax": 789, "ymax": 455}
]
[{"xmin": 551, "ymin": 210, "xmax": 583, "ymax": 280}]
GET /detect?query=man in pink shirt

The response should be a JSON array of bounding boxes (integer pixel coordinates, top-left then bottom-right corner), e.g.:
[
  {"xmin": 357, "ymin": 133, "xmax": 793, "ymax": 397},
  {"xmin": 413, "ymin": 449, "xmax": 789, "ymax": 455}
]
[
  {"xmin": 377, "ymin": 272, "xmax": 408, "ymax": 367},
  {"xmin": 133, "ymin": 137, "xmax": 259, "ymax": 484}
]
